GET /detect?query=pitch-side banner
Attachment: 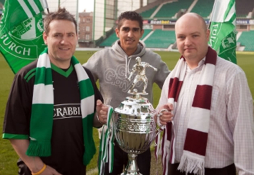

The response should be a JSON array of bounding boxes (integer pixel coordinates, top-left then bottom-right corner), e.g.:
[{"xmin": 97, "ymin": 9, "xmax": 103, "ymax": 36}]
[
  {"xmin": 209, "ymin": 0, "xmax": 237, "ymax": 64},
  {"xmin": 0, "ymin": 0, "xmax": 47, "ymax": 74}
]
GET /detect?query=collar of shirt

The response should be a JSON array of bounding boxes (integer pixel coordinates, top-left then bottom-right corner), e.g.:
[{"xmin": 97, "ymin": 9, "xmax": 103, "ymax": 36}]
[{"xmin": 186, "ymin": 57, "xmax": 206, "ymax": 73}]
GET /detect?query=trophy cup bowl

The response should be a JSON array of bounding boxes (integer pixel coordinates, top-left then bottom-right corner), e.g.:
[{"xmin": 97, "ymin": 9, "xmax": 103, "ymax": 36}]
[{"xmin": 113, "ymin": 93, "xmax": 157, "ymax": 175}]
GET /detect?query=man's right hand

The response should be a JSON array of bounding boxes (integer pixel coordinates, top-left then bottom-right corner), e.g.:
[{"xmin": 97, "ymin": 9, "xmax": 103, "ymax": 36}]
[
  {"xmin": 96, "ymin": 99, "xmax": 109, "ymax": 124},
  {"xmin": 156, "ymin": 103, "xmax": 174, "ymax": 126},
  {"xmin": 10, "ymin": 139, "xmax": 62, "ymax": 175}
]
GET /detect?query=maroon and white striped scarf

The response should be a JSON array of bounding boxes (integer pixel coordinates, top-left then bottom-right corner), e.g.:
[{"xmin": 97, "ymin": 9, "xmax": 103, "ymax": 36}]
[{"xmin": 156, "ymin": 47, "xmax": 217, "ymax": 175}]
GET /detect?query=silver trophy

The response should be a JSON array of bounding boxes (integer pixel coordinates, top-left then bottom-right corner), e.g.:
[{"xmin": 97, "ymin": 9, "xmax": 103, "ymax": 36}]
[{"xmin": 113, "ymin": 57, "xmax": 158, "ymax": 175}]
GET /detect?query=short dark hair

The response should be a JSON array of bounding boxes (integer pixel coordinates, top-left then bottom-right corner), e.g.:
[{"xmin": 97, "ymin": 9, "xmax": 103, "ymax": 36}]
[
  {"xmin": 117, "ymin": 11, "xmax": 143, "ymax": 30},
  {"xmin": 44, "ymin": 8, "xmax": 77, "ymax": 34}
]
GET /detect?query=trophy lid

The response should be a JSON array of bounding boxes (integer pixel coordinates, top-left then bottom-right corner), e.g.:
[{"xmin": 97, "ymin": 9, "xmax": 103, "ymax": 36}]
[{"xmin": 114, "ymin": 90, "xmax": 154, "ymax": 118}]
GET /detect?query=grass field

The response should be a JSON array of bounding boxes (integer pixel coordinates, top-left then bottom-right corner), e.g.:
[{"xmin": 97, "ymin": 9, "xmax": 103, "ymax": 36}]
[{"xmin": 0, "ymin": 50, "xmax": 253, "ymax": 175}]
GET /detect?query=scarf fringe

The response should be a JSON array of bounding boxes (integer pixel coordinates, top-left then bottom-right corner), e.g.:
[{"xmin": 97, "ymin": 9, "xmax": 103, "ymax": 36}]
[
  {"xmin": 177, "ymin": 154, "xmax": 205, "ymax": 175},
  {"xmin": 26, "ymin": 140, "xmax": 51, "ymax": 156}
]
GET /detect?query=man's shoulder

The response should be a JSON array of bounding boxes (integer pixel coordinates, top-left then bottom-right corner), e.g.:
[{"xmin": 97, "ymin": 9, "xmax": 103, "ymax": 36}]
[
  {"xmin": 88, "ymin": 47, "xmax": 114, "ymax": 60},
  {"xmin": 95, "ymin": 47, "xmax": 113, "ymax": 54},
  {"xmin": 145, "ymin": 49, "xmax": 161, "ymax": 59},
  {"xmin": 216, "ymin": 56, "xmax": 245, "ymax": 77},
  {"xmin": 83, "ymin": 66, "xmax": 92, "ymax": 75},
  {"xmin": 143, "ymin": 49, "xmax": 161, "ymax": 59},
  {"xmin": 16, "ymin": 60, "xmax": 38, "ymax": 81},
  {"xmin": 217, "ymin": 57, "xmax": 241, "ymax": 70}
]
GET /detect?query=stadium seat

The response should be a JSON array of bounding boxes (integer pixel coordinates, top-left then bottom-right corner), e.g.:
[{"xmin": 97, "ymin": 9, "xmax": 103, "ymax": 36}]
[
  {"xmin": 144, "ymin": 29, "xmax": 175, "ymax": 48},
  {"xmin": 99, "ymin": 33, "xmax": 118, "ymax": 47},
  {"xmin": 141, "ymin": 29, "xmax": 152, "ymax": 40},
  {"xmin": 140, "ymin": 6, "xmax": 159, "ymax": 19},
  {"xmin": 235, "ymin": 0, "xmax": 254, "ymax": 18},
  {"xmin": 191, "ymin": 0, "xmax": 215, "ymax": 18},
  {"xmin": 154, "ymin": 0, "xmax": 193, "ymax": 19},
  {"xmin": 237, "ymin": 31, "xmax": 254, "ymax": 51}
]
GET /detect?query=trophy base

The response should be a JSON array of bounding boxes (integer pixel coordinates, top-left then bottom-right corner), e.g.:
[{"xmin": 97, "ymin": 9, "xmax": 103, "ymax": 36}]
[
  {"xmin": 120, "ymin": 154, "xmax": 143, "ymax": 175},
  {"xmin": 121, "ymin": 172, "xmax": 142, "ymax": 175}
]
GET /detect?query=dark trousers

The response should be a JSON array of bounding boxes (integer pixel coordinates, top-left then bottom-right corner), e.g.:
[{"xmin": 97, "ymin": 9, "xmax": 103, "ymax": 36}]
[
  {"xmin": 17, "ymin": 158, "xmax": 31, "ymax": 175},
  {"xmin": 168, "ymin": 163, "xmax": 236, "ymax": 175},
  {"xmin": 103, "ymin": 140, "xmax": 151, "ymax": 175}
]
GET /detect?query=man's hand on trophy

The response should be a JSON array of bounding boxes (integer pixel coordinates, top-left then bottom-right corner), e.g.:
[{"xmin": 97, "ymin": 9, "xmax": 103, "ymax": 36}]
[
  {"xmin": 96, "ymin": 99, "xmax": 109, "ymax": 125},
  {"xmin": 155, "ymin": 103, "xmax": 174, "ymax": 127}
]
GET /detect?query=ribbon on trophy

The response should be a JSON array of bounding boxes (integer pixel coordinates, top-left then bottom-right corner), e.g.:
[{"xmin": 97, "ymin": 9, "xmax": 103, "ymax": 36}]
[{"xmin": 98, "ymin": 106, "xmax": 115, "ymax": 175}]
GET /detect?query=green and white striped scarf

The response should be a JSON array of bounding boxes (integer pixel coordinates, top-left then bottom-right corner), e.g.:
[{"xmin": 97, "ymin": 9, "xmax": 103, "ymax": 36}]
[
  {"xmin": 98, "ymin": 107, "xmax": 115, "ymax": 174},
  {"xmin": 26, "ymin": 48, "xmax": 96, "ymax": 165}
]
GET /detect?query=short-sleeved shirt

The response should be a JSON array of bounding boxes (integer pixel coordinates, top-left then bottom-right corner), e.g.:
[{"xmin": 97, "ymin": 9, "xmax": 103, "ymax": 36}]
[{"xmin": 3, "ymin": 60, "xmax": 103, "ymax": 175}]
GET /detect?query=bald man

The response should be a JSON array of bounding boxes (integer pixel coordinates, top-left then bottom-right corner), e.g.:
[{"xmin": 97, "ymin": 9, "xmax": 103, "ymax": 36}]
[{"xmin": 156, "ymin": 13, "xmax": 254, "ymax": 175}]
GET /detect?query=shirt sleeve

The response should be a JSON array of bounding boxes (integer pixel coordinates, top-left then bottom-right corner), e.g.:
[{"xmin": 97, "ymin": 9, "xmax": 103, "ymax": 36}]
[
  {"xmin": 2, "ymin": 72, "xmax": 33, "ymax": 139},
  {"xmin": 227, "ymin": 69, "xmax": 254, "ymax": 175}
]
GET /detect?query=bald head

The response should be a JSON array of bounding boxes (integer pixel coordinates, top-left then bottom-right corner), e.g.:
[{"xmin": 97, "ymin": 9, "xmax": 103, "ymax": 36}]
[
  {"xmin": 174, "ymin": 13, "xmax": 210, "ymax": 67},
  {"xmin": 175, "ymin": 13, "xmax": 207, "ymax": 32}
]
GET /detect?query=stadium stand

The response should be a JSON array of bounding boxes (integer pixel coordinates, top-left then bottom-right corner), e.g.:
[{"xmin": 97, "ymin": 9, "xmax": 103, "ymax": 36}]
[
  {"xmin": 144, "ymin": 29, "xmax": 175, "ymax": 48},
  {"xmin": 141, "ymin": 29, "xmax": 152, "ymax": 40},
  {"xmin": 191, "ymin": 0, "xmax": 215, "ymax": 18},
  {"xmin": 96, "ymin": 0, "xmax": 254, "ymax": 51},
  {"xmin": 138, "ymin": 0, "xmax": 254, "ymax": 19},
  {"xmin": 237, "ymin": 31, "xmax": 254, "ymax": 51},
  {"xmin": 154, "ymin": 0, "xmax": 193, "ymax": 19},
  {"xmin": 235, "ymin": 0, "xmax": 254, "ymax": 18},
  {"xmin": 140, "ymin": 5, "xmax": 159, "ymax": 19},
  {"xmin": 99, "ymin": 33, "xmax": 118, "ymax": 47}
]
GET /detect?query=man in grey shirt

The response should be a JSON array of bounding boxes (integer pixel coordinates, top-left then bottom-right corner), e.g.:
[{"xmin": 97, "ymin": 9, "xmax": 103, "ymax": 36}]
[{"xmin": 84, "ymin": 11, "xmax": 170, "ymax": 175}]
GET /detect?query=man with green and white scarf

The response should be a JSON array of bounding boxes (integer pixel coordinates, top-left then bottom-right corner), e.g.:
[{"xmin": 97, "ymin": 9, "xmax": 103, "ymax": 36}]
[{"xmin": 2, "ymin": 8, "xmax": 107, "ymax": 175}]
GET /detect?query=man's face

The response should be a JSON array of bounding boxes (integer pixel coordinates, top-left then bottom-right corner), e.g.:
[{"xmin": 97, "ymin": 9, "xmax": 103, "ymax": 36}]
[
  {"xmin": 43, "ymin": 20, "xmax": 77, "ymax": 67},
  {"xmin": 115, "ymin": 19, "xmax": 144, "ymax": 56},
  {"xmin": 175, "ymin": 15, "xmax": 209, "ymax": 62}
]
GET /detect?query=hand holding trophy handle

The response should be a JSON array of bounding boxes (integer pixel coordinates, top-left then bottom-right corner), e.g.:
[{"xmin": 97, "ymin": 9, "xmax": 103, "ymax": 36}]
[
  {"xmin": 157, "ymin": 109, "xmax": 169, "ymax": 129},
  {"xmin": 156, "ymin": 103, "xmax": 174, "ymax": 129},
  {"xmin": 96, "ymin": 99, "xmax": 109, "ymax": 125}
]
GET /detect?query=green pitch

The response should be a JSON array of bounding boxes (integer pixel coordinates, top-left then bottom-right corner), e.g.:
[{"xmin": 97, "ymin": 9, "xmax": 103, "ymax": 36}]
[{"xmin": 0, "ymin": 51, "xmax": 253, "ymax": 174}]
